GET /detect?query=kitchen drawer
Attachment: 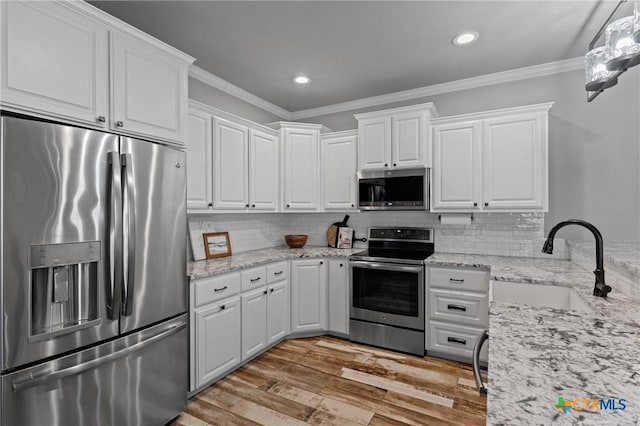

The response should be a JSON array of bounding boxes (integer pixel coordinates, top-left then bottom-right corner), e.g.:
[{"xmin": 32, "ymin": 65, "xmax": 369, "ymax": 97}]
[
  {"xmin": 267, "ymin": 261, "xmax": 288, "ymax": 284},
  {"xmin": 242, "ymin": 266, "xmax": 267, "ymax": 292},
  {"xmin": 427, "ymin": 320, "xmax": 487, "ymax": 361},
  {"xmin": 428, "ymin": 267, "xmax": 489, "ymax": 292},
  {"xmin": 194, "ymin": 272, "xmax": 241, "ymax": 307},
  {"xmin": 429, "ymin": 289, "xmax": 488, "ymax": 327}
]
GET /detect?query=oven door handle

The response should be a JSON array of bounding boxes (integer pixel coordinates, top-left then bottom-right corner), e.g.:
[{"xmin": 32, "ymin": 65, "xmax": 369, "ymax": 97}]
[{"xmin": 350, "ymin": 261, "xmax": 423, "ymax": 274}]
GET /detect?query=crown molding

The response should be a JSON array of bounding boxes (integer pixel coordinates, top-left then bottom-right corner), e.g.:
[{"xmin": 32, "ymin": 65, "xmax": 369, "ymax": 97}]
[
  {"xmin": 290, "ymin": 57, "xmax": 584, "ymax": 120},
  {"xmin": 189, "ymin": 66, "xmax": 291, "ymax": 120}
]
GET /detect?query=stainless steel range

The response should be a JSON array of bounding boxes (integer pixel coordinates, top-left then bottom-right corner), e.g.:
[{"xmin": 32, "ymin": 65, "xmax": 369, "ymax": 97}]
[{"xmin": 349, "ymin": 227, "xmax": 434, "ymax": 356}]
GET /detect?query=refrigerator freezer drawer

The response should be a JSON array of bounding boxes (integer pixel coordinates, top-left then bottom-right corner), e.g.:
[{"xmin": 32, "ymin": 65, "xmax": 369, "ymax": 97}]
[{"xmin": 2, "ymin": 314, "xmax": 188, "ymax": 426}]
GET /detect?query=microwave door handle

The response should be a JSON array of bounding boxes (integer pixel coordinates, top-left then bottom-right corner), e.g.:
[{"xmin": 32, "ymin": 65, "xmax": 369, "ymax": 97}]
[
  {"xmin": 350, "ymin": 261, "xmax": 423, "ymax": 274},
  {"xmin": 107, "ymin": 152, "xmax": 123, "ymax": 320},
  {"xmin": 122, "ymin": 154, "xmax": 136, "ymax": 316}
]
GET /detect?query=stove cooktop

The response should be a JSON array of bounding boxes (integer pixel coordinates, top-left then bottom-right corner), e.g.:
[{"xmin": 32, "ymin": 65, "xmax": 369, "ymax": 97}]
[{"xmin": 349, "ymin": 226, "xmax": 435, "ymax": 265}]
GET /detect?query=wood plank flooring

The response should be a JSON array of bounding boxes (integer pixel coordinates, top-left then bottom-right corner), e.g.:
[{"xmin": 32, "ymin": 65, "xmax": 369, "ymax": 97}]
[{"xmin": 171, "ymin": 336, "xmax": 487, "ymax": 426}]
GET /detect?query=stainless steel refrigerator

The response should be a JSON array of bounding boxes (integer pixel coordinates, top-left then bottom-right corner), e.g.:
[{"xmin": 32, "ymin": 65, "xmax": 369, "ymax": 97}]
[{"xmin": 0, "ymin": 114, "xmax": 188, "ymax": 425}]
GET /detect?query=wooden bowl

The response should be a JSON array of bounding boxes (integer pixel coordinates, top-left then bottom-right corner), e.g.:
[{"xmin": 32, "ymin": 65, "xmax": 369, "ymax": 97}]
[{"xmin": 285, "ymin": 234, "xmax": 308, "ymax": 248}]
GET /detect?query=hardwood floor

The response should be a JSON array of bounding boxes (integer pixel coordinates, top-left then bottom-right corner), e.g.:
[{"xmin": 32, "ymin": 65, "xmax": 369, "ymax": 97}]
[{"xmin": 171, "ymin": 336, "xmax": 487, "ymax": 426}]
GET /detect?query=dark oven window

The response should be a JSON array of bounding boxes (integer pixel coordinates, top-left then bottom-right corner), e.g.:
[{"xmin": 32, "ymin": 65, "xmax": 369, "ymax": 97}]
[{"xmin": 352, "ymin": 267, "xmax": 419, "ymax": 316}]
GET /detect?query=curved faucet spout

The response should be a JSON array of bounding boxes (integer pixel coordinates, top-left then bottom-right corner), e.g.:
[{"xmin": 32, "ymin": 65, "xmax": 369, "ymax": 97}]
[{"xmin": 542, "ymin": 219, "xmax": 611, "ymax": 298}]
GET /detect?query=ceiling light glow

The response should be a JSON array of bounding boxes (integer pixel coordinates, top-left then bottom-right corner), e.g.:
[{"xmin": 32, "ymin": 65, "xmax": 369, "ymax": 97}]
[
  {"xmin": 453, "ymin": 31, "xmax": 479, "ymax": 46},
  {"xmin": 293, "ymin": 75, "xmax": 310, "ymax": 84}
]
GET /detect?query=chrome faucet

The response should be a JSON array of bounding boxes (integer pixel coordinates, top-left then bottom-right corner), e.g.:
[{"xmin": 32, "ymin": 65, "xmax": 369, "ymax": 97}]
[{"xmin": 542, "ymin": 219, "xmax": 612, "ymax": 297}]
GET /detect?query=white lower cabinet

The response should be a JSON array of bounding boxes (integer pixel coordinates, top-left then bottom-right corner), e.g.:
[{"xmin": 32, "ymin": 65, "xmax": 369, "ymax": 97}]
[
  {"xmin": 426, "ymin": 266, "xmax": 489, "ymax": 363},
  {"xmin": 290, "ymin": 259, "xmax": 327, "ymax": 332},
  {"xmin": 328, "ymin": 259, "xmax": 349, "ymax": 335},
  {"xmin": 241, "ymin": 287, "xmax": 268, "ymax": 361},
  {"xmin": 267, "ymin": 280, "xmax": 289, "ymax": 344},
  {"xmin": 194, "ymin": 296, "xmax": 241, "ymax": 389}
]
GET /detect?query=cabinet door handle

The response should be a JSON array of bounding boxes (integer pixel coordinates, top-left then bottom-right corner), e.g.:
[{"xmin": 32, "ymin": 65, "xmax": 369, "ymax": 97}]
[
  {"xmin": 320, "ymin": 261, "xmax": 323, "ymax": 265},
  {"xmin": 274, "ymin": 271, "xmax": 284, "ymax": 276},
  {"xmin": 252, "ymin": 204, "xmax": 256, "ymax": 208},
  {"xmin": 384, "ymin": 163, "xmax": 388, "ymax": 167},
  {"xmin": 447, "ymin": 337, "xmax": 466, "ymax": 345},
  {"xmin": 214, "ymin": 286, "xmax": 228, "ymax": 293},
  {"xmin": 393, "ymin": 163, "xmax": 397, "ymax": 167},
  {"xmin": 116, "ymin": 121, "xmax": 124, "ymax": 128},
  {"xmin": 286, "ymin": 204, "xmax": 290, "ymax": 208},
  {"xmin": 250, "ymin": 277, "xmax": 261, "ymax": 282},
  {"xmin": 473, "ymin": 202, "xmax": 478, "ymax": 207},
  {"xmin": 219, "ymin": 305, "xmax": 226, "ymax": 311},
  {"xmin": 245, "ymin": 204, "xmax": 249, "ymax": 208},
  {"xmin": 351, "ymin": 204, "xmax": 354, "ymax": 208},
  {"xmin": 339, "ymin": 263, "xmax": 343, "ymax": 267},
  {"xmin": 484, "ymin": 202, "xmax": 489, "ymax": 207},
  {"xmin": 449, "ymin": 278, "xmax": 465, "ymax": 283},
  {"xmin": 270, "ymin": 288, "xmax": 274, "ymax": 293},
  {"xmin": 447, "ymin": 304, "xmax": 467, "ymax": 312},
  {"xmin": 208, "ymin": 202, "xmax": 213, "ymax": 207},
  {"xmin": 263, "ymin": 290, "xmax": 268, "ymax": 295},
  {"xmin": 97, "ymin": 116, "xmax": 106, "ymax": 123}
]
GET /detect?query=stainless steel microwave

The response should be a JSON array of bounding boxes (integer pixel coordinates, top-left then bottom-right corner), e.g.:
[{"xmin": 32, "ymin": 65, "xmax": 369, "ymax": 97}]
[{"xmin": 357, "ymin": 168, "xmax": 430, "ymax": 211}]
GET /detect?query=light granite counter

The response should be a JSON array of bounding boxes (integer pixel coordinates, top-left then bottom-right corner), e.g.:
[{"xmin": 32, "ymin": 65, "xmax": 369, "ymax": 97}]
[
  {"xmin": 426, "ymin": 253, "xmax": 640, "ymax": 425},
  {"xmin": 188, "ymin": 248, "xmax": 640, "ymax": 424},
  {"xmin": 187, "ymin": 246, "xmax": 359, "ymax": 280},
  {"xmin": 569, "ymin": 240, "xmax": 640, "ymax": 278}
]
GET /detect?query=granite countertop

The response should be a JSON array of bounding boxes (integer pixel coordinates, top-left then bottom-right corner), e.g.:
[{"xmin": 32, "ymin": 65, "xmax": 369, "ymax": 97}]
[
  {"xmin": 187, "ymin": 246, "xmax": 360, "ymax": 279},
  {"xmin": 188, "ymin": 248, "xmax": 640, "ymax": 424},
  {"xmin": 427, "ymin": 253, "xmax": 640, "ymax": 425},
  {"xmin": 569, "ymin": 240, "xmax": 640, "ymax": 277}
]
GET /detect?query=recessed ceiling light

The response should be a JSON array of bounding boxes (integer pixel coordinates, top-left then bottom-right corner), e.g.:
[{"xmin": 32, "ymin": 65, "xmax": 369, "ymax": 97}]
[
  {"xmin": 293, "ymin": 75, "xmax": 310, "ymax": 84},
  {"xmin": 453, "ymin": 31, "xmax": 479, "ymax": 46}
]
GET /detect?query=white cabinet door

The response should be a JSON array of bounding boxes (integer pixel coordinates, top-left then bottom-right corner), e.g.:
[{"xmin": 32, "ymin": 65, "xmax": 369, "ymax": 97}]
[
  {"xmin": 357, "ymin": 117, "xmax": 391, "ymax": 170},
  {"xmin": 432, "ymin": 121, "xmax": 482, "ymax": 211},
  {"xmin": 283, "ymin": 128, "xmax": 319, "ymax": 211},
  {"xmin": 195, "ymin": 297, "xmax": 241, "ymax": 388},
  {"xmin": 483, "ymin": 113, "xmax": 546, "ymax": 210},
  {"xmin": 241, "ymin": 288, "xmax": 268, "ymax": 361},
  {"xmin": 110, "ymin": 31, "xmax": 188, "ymax": 144},
  {"xmin": 249, "ymin": 129, "xmax": 278, "ymax": 211},
  {"xmin": 267, "ymin": 280, "xmax": 289, "ymax": 344},
  {"xmin": 213, "ymin": 117, "xmax": 249, "ymax": 210},
  {"xmin": 322, "ymin": 133, "xmax": 357, "ymax": 210},
  {"xmin": 186, "ymin": 109, "xmax": 213, "ymax": 211},
  {"xmin": 1, "ymin": 1, "xmax": 108, "ymax": 127},
  {"xmin": 290, "ymin": 259, "xmax": 327, "ymax": 332},
  {"xmin": 328, "ymin": 260, "xmax": 349, "ymax": 335},
  {"xmin": 392, "ymin": 111, "xmax": 424, "ymax": 169}
]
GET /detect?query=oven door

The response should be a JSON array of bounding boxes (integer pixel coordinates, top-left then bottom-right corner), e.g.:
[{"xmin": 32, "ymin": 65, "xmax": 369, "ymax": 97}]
[{"xmin": 350, "ymin": 261, "xmax": 424, "ymax": 331}]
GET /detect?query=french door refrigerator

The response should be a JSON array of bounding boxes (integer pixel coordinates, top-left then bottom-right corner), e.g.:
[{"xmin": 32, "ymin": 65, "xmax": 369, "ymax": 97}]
[{"xmin": 0, "ymin": 114, "xmax": 188, "ymax": 426}]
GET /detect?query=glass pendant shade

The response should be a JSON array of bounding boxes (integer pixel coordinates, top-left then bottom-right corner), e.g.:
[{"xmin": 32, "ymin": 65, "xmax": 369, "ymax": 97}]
[
  {"xmin": 605, "ymin": 16, "xmax": 640, "ymax": 70},
  {"xmin": 634, "ymin": 2, "xmax": 640, "ymax": 43},
  {"xmin": 585, "ymin": 46, "xmax": 618, "ymax": 92}
]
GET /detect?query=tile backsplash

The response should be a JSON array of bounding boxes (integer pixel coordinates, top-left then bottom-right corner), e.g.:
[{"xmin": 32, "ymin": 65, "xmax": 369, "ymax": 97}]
[{"xmin": 188, "ymin": 211, "xmax": 567, "ymax": 261}]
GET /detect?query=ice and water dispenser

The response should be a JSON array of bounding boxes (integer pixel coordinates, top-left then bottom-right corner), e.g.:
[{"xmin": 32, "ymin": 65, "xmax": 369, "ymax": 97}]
[{"xmin": 28, "ymin": 242, "xmax": 100, "ymax": 339}]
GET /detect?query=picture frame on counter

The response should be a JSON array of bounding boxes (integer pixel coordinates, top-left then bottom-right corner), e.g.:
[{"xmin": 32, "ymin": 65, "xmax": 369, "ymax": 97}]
[{"xmin": 203, "ymin": 231, "xmax": 232, "ymax": 259}]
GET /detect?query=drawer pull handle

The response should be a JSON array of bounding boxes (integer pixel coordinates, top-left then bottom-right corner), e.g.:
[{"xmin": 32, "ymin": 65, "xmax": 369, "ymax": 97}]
[
  {"xmin": 447, "ymin": 337, "xmax": 467, "ymax": 345},
  {"xmin": 214, "ymin": 286, "xmax": 228, "ymax": 292},
  {"xmin": 250, "ymin": 277, "xmax": 261, "ymax": 282},
  {"xmin": 263, "ymin": 290, "xmax": 268, "ymax": 295},
  {"xmin": 274, "ymin": 271, "xmax": 284, "ymax": 276},
  {"xmin": 447, "ymin": 304, "xmax": 467, "ymax": 312},
  {"xmin": 449, "ymin": 278, "xmax": 465, "ymax": 283},
  {"xmin": 219, "ymin": 305, "xmax": 226, "ymax": 311}
]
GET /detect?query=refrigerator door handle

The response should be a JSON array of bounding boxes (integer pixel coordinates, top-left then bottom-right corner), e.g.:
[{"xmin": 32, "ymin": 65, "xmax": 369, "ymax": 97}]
[
  {"xmin": 11, "ymin": 320, "xmax": 187, "ymax": 392},
  {"xmin": 122, "ymin": 153, "xmax": 136, "ymax": 316},
  {"xmin": 107, "ymin": 152, "xmax": 123, "ymax": 320}
]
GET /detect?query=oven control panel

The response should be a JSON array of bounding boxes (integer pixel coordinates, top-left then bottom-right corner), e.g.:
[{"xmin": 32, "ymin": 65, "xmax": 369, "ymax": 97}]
[{"xmin": 369, "ymin": 227, "xmax": 432, "ymax": 242}]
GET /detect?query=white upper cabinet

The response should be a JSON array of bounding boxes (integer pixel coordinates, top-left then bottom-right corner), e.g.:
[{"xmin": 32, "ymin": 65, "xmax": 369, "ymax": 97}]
[
  {"xmin": 110, "ymin": 31, "xmax": 189, "ymax": 144},
  {"xmin": 356, "ymin": 117, "xmax": 391, "ymax": 171},
  {"xmin": 186, "ymin": 109, "xmax": 213, "ymax": 211},
  {"xmin": 0, "ymin": 2, "xmax": 194, "ymax": 145},
  {"xmin": 321, "ymin": 131, "xmax": 358, "ymax": 211},
  {"xmin": 355, "ymin": 103, "xmax": 438, "ymax": 171},
  {"xmin": 432, "ymin": 120, "xmax": 482, "ymax": 210},
  {"xmin": 0, "ymin": 1, "xmax": 109, "ymax": 127},
  {"xmin": 213, "ymin": 117, "xmax": 249, "ymax": 210},
  {"xmin": 431, "ymin": 103, "xmax": 553, "ymax": 213},
  {"xmin": 482, "ymin": 113, "xmax": 546, "ymax": 210},
  {"xmin": 249, "ymin": 129, "xmax": 279, "ymax": 211},
  {"xmin": 278, "ymin": 123, "xmax": 323, "ymax": 211}
]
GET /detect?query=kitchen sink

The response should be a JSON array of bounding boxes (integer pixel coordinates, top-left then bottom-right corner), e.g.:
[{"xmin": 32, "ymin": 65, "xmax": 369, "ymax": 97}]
[{"xmin": 489, "ymin": 280, "xmax": 594, "ymax": 313}]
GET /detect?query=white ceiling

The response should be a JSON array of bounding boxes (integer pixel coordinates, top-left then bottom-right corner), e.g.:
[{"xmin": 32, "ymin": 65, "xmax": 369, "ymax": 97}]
[{"xmin": 90, "ymin": 1, "xmax": 630, "ymax": 113}]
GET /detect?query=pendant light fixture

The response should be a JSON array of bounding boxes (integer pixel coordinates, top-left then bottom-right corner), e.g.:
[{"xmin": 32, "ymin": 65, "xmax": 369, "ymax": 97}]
[{"xmin": 585, "ymin": 0, "xmax": 640, "ymax": 102}]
